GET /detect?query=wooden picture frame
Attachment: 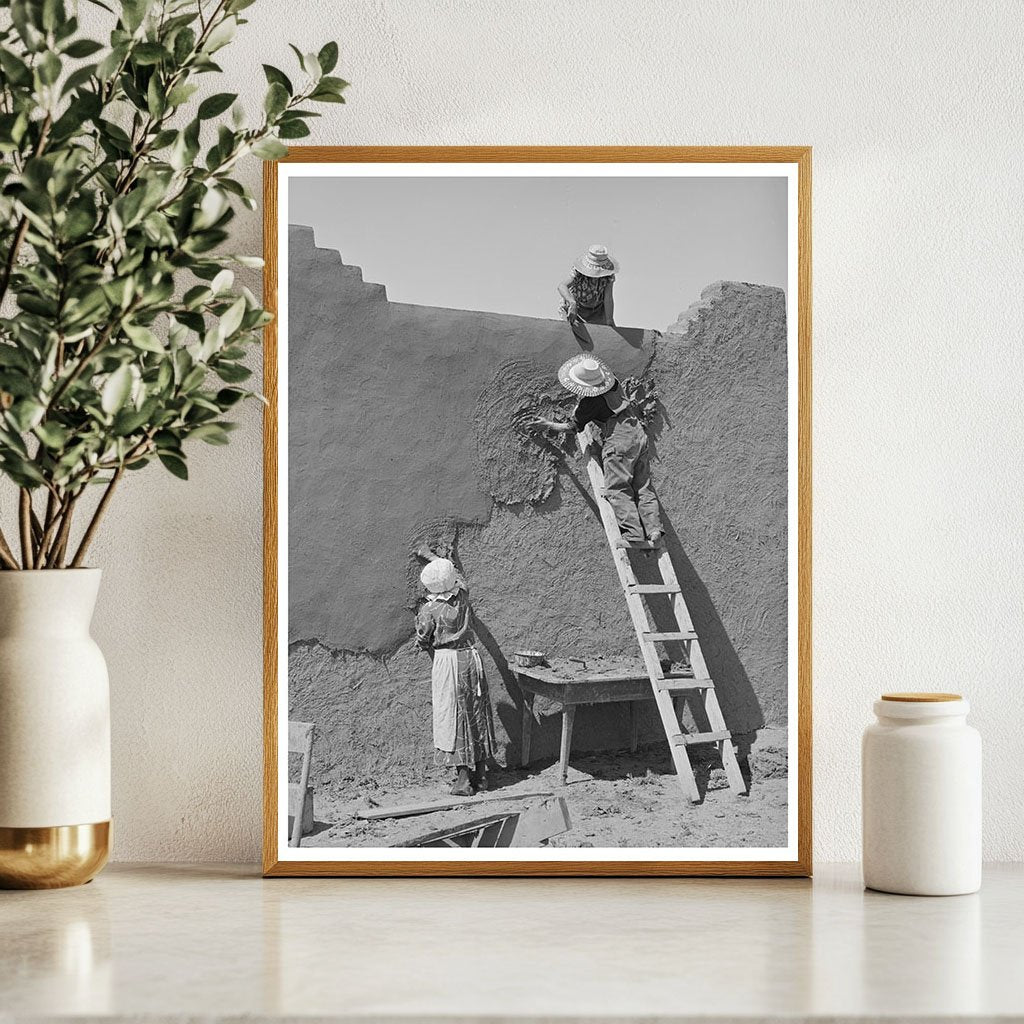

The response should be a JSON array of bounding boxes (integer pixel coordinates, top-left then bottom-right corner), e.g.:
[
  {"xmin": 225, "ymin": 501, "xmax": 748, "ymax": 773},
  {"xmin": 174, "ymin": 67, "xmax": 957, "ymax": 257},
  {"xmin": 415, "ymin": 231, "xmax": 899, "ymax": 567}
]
[{"xmin": 263, "ymin": 147, "xmax": 812, "ymax": 876}]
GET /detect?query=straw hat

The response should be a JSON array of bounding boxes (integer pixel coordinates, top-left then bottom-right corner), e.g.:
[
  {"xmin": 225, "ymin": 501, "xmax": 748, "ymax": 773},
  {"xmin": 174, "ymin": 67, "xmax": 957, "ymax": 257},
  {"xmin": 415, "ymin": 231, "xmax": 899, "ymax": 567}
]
[
  {"xmin": 574, "ymin": 244, "xmax": 619, "ymax": 278},
  {"xmin": 420, "ymin": 557, "xmax": 460, "ymax": 599},
  {"xmin": 558, "ymin": 355, "xmax": 616, "ymax": 397}
]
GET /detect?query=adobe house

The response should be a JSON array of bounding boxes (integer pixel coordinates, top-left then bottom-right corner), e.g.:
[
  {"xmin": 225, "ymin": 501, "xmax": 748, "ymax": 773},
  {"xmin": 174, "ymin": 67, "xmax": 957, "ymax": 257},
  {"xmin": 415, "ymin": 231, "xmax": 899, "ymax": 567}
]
[{"xmin": 285, "ymin": 225, "xmax": 788, "ymax": 788}]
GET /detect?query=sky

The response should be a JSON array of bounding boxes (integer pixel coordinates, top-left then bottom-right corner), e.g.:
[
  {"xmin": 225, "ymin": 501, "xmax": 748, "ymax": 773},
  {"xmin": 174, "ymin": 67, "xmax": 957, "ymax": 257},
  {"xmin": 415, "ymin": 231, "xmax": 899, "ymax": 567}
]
[{"xmin": 287, "ymin": 175, "xmax": 788, "ymax": 331}]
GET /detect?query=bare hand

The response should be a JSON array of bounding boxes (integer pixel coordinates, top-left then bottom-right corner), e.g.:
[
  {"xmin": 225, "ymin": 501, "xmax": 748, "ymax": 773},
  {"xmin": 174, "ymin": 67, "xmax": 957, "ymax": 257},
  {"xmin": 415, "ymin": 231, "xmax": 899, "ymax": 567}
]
[{"xmin": 521, "ymin": 415, "xmax": 554, "ymax": 432}]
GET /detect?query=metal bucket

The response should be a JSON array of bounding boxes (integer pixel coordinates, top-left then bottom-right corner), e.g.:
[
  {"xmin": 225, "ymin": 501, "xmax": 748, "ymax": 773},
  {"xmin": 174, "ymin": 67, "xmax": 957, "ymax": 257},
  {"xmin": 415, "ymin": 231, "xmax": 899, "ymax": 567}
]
[{"xmin": 512, "ymin": 650, "xmax": 546, "ymax": 669}]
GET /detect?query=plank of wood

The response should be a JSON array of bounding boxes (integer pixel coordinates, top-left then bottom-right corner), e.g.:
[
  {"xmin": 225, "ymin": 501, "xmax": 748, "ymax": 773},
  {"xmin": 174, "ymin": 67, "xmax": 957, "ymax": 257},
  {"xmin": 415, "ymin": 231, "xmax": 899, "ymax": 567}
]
[
  {"xmin": 655, "ymin": 677, "xmax": 714, "ymax": 692},
  {"xmin": 683, "ymin": 730, "xmax": 732, "ymax": 745},
  {"xmin": 627, "ymin": 583, "xmax": 681, "ymax": 594},
  {"xmin": 509, "ymin": 797, "xmax": 572, "ymax": 848},
  {"xmin": 643, "ymin": 630, "xmax": 698, "ymax": 642},
  {"xmin": 287, "ymin": 720, "xmax": 314, "ymax": 753},
  {"xmin": 559, "ymin": 705, "xmax": 577, "ymax": 784},
  {"xmin": 288, "ymin": 721, "xmax": 315, "ymax": 848},
  {"xmin": 356, "ymin": 789, "xmax": 556, "ymax": 821},
  {"xmin": 520, "ymin": 690, "xmax": 534, "ymax": 767}
]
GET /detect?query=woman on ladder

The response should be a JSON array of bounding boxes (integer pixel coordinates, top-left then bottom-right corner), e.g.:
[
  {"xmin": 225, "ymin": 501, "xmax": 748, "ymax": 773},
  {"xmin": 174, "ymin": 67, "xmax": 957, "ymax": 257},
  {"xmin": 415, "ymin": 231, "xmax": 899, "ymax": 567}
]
[{"xmin": 414, "ymin": 546, "xmax": 496, "ymax": 796}]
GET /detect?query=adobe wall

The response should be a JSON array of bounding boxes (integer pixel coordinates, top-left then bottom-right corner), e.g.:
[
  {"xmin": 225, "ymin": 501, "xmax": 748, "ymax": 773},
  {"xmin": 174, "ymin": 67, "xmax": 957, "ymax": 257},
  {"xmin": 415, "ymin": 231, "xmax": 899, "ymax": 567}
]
[{"xmin": 286, "ymin": 225, "xmax": 788, "ymax": 787}]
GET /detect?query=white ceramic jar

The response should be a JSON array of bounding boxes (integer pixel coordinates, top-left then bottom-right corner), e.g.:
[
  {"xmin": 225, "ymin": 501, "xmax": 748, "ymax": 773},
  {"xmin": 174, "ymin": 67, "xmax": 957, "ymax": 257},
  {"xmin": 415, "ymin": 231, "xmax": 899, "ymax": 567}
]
[{"xmin": 862, "ymin": 693, "xmax": 981, "ymax": 895}]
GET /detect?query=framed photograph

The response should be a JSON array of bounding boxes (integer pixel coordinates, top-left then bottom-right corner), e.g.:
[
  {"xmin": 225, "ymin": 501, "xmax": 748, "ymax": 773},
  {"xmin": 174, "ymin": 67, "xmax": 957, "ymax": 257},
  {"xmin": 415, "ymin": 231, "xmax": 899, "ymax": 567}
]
[{"xmin": 263, "ymin": 147, "xmax": 811, "ymax": 876}]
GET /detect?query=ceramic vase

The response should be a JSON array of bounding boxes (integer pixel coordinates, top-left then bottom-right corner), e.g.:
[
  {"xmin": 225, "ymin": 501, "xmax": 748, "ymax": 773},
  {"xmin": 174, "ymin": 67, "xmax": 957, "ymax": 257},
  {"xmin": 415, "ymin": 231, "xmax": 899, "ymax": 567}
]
[
  {"xmin": 862, "ymin": 692, "xmax": 981, "ymax": 896},
  {"xmin": 0, "ymin": 569, "xmax": 110, "ymax": 888}
]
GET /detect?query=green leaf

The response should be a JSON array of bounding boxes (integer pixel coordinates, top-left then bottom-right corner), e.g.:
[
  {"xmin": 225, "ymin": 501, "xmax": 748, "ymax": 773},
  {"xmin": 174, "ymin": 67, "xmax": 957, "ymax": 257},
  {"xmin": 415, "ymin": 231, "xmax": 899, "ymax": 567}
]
[
  {"xmin": 38, "ymin": 51, "xmax": 63, "ymax": 86},
  {"xmin": 251, "ymin": 137, "xmax": 287, "ymax": 160},
  {"xmin": 203, "ymin": 16, "xmax": 236, "ymax": 53},
  {"xmin": 183, "ymin": 284, "xmax": 212, "ymax": 309},
  {"xmin": 264, "ymin": 81, "xmax": 288, "ymax": 117},
  {"xmin": 216, "ymin": 388, "xmax": 247, "ymax": 408},
  {"xmin": 262, "ymin": 64, "xmax": 292, "ymax": 94},
  {"xmin": 300, "ymin": 51, "xmax": 321, "ymax": 80},
  {"xmin": 228, "ymin": 254, "xmax": 263, "ymax": 269},
  {"xmin": 112, "ymin": 404, "xmax": 152, "ymax": 435},
  {"xmin": 309, "ymin": 87, "xmax": 346, "ymax": 104},
  {"xmin": 34, "ymin": 421, "xmax": 70, "ymax": 449},
  {"xmin": 0, "ymin": 49, "xmax": 33, "ymax": 86},
  {"xmin": 146, "ymin": 74, "xmax": 166, "ymax": 117},
  {"xmin": 189, "ymin": 422, "xmax": 231, "ymax": 445},
  {"xmin": 214, "ymin": 362, "xmax": 251, "ymax": 384},
  {"xmin": 277, "ymin": 120, "xmax": 310, "ymax": 140},
  {"xmin": 123, "ymin": 322, "xmax": 164, "ymax": 353},
  {"xmin": 181, "ymin": 364, "xmax": 206, "ymax": 391},
  {"xmin": 61, "ymin": 63, "xmax": 97, "ymax": 96},
  {"xmin": 173, "ymin": 26, "xmax": 196, "ymax": 65},
  {"xmin": 63, "ymin": 38, "xmax": 104, "ymax": 58},
  {"xmin": 101, "ymin": 364, "xmax": 133, "ymax": 415},
  {"xmin": 10, "ymin": 1, "xmax": 44, "ymax": 52},
  {"xmin": 121, "ymin": 0, "xmax": 153, "ymax": 33},
  {"xmin": 317, "ymin": 41, "xmax": 339, "ymax": 74},
  {"xmin": 166, "ymin": 82, "xmax": 199, "ymax": 107},
  {"xmin": 210, "ymin": 268, "xmax": 233, "ymax": 294},
  {"xmin": 198, "ymin": 91, "xmax": 237, "ymax": 119},
  {"xmin": 1, "ymin": 456, "xmax": 46, "ymax": 487},
  {"xmin": 158, "ymin": 452, "xmax": 188, "ymax": 479},
  {"xmin": 42, "ymin": 0, "xmax": 67, "ymax": 33},
  {"xmin": 96, "ymin": 43, "xmax": 128, "ymax": 81},
  {"xmin": 132, "ymin": 42, "xmax": 168, "ymax": 66},
  {"xmin": 218, "ymin": 296, "xmax": 246, "ymax": 339},
  {"xmin": 9, "ymin": 399, "xmax": 45, "ymax": 432}
]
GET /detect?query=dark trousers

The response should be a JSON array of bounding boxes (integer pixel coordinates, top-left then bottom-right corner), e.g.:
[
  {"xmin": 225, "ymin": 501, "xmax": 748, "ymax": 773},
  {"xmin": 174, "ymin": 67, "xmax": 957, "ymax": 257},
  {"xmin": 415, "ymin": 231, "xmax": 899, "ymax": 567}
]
[{"xmin": 601, "ymin": 420, "xmax": 662, "ymax": 543}]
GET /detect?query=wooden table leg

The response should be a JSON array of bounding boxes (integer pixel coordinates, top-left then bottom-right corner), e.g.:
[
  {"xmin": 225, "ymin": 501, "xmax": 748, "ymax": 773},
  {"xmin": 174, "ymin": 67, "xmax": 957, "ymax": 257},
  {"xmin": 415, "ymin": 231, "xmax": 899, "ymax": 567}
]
[
  {"xmin": 630, "ymin": 701, "xmax": 639, "ymax": 754},
  {"xmin": 520, "ymin": 687, "xmax": 535, "ymax": 768},
  {"xmin": 559, "ymin": 705, "xmax": 577, "ymax": 784}
]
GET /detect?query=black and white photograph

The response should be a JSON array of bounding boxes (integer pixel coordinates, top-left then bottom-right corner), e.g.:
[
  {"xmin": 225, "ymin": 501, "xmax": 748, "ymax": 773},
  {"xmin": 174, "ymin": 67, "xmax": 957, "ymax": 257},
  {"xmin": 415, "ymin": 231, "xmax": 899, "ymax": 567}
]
[{"xmin": 267, "ymin": 151, "xmax": 810, "ymax": 871}]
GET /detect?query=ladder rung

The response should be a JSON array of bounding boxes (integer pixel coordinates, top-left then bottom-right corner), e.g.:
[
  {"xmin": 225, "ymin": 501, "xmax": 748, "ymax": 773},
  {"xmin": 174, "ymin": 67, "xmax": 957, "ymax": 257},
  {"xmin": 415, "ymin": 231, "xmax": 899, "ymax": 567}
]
[
  {"xmin": 627, "ymin": 584, "xmax": 680, "ymax": 594},
  {"xmin": 682, "ymin": 730, "xmax": 732, "ymax": 745},
  {"xmin": 654, "ymin": 676, "xmax": 713, "ymax": 691},
  {"xmin": 643, "ymin": 631, "xmax": 697, "ymax": 643}
]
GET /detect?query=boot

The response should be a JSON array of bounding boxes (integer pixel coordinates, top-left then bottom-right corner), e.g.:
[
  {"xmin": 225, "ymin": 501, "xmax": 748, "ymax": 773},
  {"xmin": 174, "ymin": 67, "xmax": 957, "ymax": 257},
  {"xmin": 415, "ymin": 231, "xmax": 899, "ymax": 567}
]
[
  {"xmin": 450, "ymin": 766, "xmax": 474, "ymax": 796},
  {"xmin": 473, "ymin": 761, "xmax": 489, "ymax": 792}
]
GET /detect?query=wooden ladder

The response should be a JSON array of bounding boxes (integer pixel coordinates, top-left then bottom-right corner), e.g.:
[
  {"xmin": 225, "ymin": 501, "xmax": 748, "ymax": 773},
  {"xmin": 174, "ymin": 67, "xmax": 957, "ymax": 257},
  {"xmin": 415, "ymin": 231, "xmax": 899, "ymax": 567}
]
[{"xmin": 576, "ymin": 433, "xmax": 747, "ymax": 803}]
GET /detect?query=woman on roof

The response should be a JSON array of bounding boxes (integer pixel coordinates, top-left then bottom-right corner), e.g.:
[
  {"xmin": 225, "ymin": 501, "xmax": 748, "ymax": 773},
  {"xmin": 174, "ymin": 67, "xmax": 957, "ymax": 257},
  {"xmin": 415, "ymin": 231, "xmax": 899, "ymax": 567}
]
[{"xmin": 558, "ymin": 244, "xmax": 618, "ymax": 327}]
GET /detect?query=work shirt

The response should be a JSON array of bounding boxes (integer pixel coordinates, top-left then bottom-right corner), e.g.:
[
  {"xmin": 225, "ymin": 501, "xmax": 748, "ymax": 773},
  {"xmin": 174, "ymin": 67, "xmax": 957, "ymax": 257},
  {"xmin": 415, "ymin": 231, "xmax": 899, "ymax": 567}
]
[
  {"xmin": 573, "ymin": 386, "xmax": 626, "ymax": 431},
  {"xmin": 415, "ymin": 585, "xmax": 476, "ymax": 650},
  {"xmin": 568, "ymin": 272, "xmax": 614, "ymax": 316}
]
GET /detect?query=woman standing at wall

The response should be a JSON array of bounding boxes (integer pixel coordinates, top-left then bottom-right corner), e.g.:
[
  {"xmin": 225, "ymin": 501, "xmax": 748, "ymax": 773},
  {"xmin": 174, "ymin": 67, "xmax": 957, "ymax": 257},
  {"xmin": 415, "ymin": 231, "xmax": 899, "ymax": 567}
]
[
  {"xmin": 414, "ymin": 548, "xmax": 496, "ymax": 795},
  {"xmin": 558, "ymin": 244, "xmax": 619, "ymax": 326}
]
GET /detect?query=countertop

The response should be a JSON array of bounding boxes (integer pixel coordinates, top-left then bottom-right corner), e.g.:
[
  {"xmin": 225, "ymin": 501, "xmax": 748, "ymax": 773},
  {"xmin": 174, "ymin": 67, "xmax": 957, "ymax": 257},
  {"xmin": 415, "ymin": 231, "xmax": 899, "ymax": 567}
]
[{"xmin": 2, "ymin": 862, "xmax": 1022, "ymax": 1021}]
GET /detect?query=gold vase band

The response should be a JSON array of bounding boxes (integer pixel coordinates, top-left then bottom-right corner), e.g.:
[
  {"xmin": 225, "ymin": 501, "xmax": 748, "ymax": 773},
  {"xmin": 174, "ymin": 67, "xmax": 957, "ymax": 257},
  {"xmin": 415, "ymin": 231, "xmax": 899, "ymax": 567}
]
[{"xmin": 0, "ymin": 821, "xmax": 110, "ymax": 889}]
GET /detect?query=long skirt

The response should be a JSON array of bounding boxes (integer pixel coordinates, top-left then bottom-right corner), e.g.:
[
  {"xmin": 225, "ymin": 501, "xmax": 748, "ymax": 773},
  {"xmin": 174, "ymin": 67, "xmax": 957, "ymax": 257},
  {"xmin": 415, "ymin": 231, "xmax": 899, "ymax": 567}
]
[{"xmin": 431, "ymin": 646, "xmax": 496, "ymax": 768}]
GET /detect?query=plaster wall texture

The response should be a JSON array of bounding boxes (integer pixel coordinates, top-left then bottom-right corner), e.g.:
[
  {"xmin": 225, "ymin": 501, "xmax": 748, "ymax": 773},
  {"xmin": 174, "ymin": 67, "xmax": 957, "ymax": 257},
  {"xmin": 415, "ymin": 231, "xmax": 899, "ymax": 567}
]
[
  {"xmin": 286, "ymin": 226, "xmax": 785, "ymax": 782},
  {"xmin": 59, "ymin": 1, "xmax": 1023, "ymax": 862}
]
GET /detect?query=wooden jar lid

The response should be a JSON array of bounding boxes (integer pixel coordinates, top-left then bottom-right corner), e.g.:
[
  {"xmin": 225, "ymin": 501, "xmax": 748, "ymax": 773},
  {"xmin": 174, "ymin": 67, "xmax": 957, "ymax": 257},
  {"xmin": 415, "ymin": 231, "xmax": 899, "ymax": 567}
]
[{"xmin": 881, "ymin": 692, "xmax": 962, "ymax": 702}]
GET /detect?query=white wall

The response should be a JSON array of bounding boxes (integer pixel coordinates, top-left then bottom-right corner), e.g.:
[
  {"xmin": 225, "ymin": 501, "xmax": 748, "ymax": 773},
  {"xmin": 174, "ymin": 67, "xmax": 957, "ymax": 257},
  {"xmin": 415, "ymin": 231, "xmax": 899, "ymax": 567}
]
[{"xmin": 74, "ymin": 1, "xmax": 1023, "ymax": 862}]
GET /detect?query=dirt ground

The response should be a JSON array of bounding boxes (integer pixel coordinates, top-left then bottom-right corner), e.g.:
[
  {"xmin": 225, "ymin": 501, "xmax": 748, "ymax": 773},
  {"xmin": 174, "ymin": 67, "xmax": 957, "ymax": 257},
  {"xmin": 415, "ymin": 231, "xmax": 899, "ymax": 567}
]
[{"xmin": 303, "ymin": 726, "xmax": 788, "ymax": 849}]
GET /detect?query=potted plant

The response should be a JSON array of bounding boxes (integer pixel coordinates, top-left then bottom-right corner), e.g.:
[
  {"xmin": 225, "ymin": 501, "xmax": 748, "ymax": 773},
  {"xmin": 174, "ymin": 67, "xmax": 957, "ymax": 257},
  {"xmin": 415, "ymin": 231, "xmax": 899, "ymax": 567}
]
[{"xmin": 0, "ymin": 0, "xmax": 345, "ymax": 887}]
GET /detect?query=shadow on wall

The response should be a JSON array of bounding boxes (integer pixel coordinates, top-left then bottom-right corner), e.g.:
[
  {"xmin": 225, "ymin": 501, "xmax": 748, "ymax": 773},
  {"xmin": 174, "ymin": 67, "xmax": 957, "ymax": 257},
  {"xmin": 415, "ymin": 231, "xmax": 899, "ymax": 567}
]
[
  {"xmin": 572, "ymin": 320, "xmax": 648, "ymax": 353},
  {"xmin": 631, "ymin": 520, "xmax": 763, "ymax": 739}
]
